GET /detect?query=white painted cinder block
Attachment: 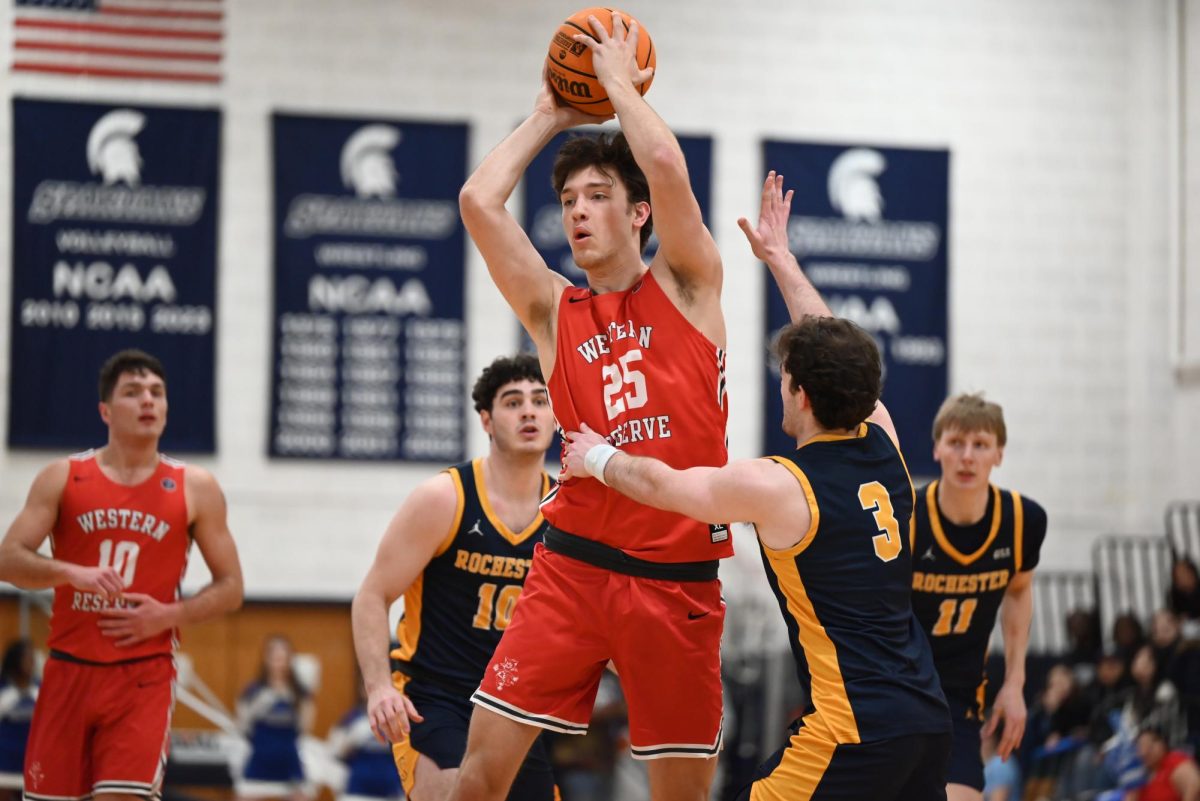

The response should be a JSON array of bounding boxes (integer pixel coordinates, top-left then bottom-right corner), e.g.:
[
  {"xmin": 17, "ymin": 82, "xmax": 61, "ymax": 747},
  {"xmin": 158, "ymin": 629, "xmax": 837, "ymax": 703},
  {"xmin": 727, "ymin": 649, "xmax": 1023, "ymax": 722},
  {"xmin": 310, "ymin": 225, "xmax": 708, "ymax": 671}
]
[{"xmin": 0, "ymin": 0, "xmax": 1191, "ymax": 600}]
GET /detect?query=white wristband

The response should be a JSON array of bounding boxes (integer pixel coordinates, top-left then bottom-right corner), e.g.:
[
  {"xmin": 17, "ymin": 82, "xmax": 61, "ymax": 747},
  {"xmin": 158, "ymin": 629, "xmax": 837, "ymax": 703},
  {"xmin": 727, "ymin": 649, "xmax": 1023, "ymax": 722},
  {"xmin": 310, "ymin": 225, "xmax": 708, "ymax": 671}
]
[{"xmin": 583, "ymin": 443, "xmax": 619, "ymax": 486}]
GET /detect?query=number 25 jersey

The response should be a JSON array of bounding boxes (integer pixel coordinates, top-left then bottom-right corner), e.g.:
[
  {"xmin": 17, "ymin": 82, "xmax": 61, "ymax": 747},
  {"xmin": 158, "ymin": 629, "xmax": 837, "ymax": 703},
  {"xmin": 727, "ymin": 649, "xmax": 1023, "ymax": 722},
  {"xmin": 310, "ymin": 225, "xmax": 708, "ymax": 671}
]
[
  {"xmin": 49, "ymin": 450, "xmax": 191, "ymax": 663},
  {"xmin": 543, "ymin": 271, "xmax": 732, "ymax": 563}
]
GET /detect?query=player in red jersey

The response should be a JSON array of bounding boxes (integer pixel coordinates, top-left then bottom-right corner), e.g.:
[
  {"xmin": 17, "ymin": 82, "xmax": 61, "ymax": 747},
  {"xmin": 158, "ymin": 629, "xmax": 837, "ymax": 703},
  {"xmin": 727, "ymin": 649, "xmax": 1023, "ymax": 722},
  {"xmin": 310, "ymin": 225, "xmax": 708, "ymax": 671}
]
[
  {"xmin": 452, "ymin": 12, "xmax": 728, "ymax": 801},
  {"xmin": 0, "ymin": 349, "xmax": 243, "ymax": 801}
]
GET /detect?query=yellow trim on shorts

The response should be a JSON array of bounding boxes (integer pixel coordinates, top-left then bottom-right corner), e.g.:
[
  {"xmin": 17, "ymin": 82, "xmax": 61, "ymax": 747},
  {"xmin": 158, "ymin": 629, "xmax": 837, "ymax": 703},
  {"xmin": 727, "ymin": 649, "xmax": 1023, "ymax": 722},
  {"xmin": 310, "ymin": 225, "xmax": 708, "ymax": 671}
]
[
  {"xmin": 751, "ymin": 722, "xmax": 838, "ymax": 801},
  {"xmin": 387, "ymin": 671, "xmax": 419, "ymax": 796}
]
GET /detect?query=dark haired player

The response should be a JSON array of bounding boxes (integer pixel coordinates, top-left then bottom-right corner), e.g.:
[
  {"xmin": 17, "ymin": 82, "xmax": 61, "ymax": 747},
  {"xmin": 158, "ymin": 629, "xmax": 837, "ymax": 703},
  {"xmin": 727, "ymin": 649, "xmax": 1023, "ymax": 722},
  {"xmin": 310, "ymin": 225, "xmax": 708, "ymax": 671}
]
[
  {"xmin": 562, "ymin": 174, "xmax": 953, "ymax": 801},
  {"xmin": 910, "ymin": 392, "xmax": 1047, "ymax": 801},
  {"xmin": 0, "ymin": 349, "xmax": 243, "ymax": 801},
  {"xmin": 351, "ymin": 355, "xmax": 558, "ymax": 800},
  {"xmin": 453, "ymin": 11, "xmax": 730, "ymax": 801}
]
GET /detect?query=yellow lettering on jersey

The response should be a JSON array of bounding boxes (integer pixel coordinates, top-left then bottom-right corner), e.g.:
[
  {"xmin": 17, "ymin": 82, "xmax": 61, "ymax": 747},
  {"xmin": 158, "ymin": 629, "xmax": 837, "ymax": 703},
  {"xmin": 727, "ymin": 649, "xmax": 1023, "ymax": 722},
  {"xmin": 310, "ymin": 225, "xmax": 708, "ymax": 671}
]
[
  {"xmin": 473, "ymin": 582, "xmax": 523, "ymax": 631},
  {"xmin": 912, "ymin": 569, "xmax": 1011, "ymax": 596},
  {"xmin": 932, "ymin": 597, "xmax": 979, "ymax": 636},
  {"xmin": 858, "ymin": 481, "xmax": 902, "ymax": 562},
  {"xmin": 454, "ymin": 550, "xmax": 534, "ymax": 578}
]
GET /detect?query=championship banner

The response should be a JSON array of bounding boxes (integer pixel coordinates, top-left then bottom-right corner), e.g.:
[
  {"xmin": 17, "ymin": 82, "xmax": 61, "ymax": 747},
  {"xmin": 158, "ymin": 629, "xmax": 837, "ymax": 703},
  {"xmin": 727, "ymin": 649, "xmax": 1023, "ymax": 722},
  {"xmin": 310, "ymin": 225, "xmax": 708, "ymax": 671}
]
[
  {"xmin": 520, "ymin": 130, "xmax": 713, "ymax": 459},
  {"xmin": 9, "ymin": 98, "xmax": 220, "ymax": 452},
  {"xmin": 270, "ymin": 114, "xmax": 467, "ymax": 462},
  {"xmin": 762, "ymin": 141, "xmax": 949, "ymax": 476}
]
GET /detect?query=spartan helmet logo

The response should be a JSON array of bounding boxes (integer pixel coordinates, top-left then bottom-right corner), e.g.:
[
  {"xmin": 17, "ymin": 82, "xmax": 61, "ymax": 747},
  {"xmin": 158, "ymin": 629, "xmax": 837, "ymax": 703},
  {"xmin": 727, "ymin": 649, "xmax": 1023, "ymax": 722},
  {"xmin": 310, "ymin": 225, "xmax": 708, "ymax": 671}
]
[
  {"xmin": 827, "ymin": 148, "xmax": 886, "ymax": 223},
  {"xmin": 87, "ymin": 109, "xmax": 146, "ymax": 187},
  {"xmin": 340, "ymin": 124, "xmax": 401, "ymax": 198}
]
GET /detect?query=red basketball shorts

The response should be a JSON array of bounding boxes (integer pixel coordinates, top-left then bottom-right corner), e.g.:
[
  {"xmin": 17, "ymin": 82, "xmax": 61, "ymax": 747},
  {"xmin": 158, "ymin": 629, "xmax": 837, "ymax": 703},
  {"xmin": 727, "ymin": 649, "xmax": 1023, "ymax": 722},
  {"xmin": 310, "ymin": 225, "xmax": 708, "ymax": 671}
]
[
  {"xmin": 472, "ymin": 544, "xmax": 725, "ymax": 759},
  {"xmin": 24, "ymin": 654, "xmax": 175, "ymax": 800}
]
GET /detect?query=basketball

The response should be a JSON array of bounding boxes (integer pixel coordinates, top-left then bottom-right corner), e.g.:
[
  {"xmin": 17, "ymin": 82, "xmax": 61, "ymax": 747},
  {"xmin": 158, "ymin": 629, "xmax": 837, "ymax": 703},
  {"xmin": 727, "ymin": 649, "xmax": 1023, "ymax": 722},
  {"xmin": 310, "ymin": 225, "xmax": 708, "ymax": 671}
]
[{"xmin": 546, "ymin": 7, "xmax": 655, "ymax": 117}]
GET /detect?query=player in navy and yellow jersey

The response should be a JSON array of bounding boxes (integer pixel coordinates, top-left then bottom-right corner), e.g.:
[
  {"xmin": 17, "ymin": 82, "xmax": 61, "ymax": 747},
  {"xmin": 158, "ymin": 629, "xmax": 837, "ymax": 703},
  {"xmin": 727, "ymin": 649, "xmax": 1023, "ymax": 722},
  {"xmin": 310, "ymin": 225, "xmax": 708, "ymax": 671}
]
[
  {"xmin": 910, "ymin": 393, "xmax": 1048, "ymax": 801},
  {"xmin": 351, "ymin": 355, "xmax": 559, "ymax": 801},
  {"xmin": 562, "ymin": 172, "xmax": 952, "ymax": 801}
]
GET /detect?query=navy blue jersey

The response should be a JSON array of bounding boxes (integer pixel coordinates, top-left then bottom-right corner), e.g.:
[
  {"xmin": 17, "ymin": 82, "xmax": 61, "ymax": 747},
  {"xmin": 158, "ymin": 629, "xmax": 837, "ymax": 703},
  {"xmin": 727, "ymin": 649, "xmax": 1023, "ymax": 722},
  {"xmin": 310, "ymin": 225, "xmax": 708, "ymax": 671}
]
[
  {"xmin": 909, "ymin": 481, "xmax": 1047, "ymax": 690},
  {"xmin": 760, "ymin": 423, "xmax": 950, "ymax": 744},
  {"xmin": 393, "ymin": 459, "xmax": 550, "ymax": 693}
]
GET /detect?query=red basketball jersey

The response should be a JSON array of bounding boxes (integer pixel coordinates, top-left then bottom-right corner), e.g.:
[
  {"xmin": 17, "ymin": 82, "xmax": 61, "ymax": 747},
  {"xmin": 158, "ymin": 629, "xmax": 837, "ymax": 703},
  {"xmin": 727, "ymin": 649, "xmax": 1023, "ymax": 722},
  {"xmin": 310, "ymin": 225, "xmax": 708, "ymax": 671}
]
[
  {"xmin": 48, "ymin": 450, "xmax": 191, "ymax": 663},
  {"xmin": 544, "ymin": 270, "xmax": 733, "ymax": 563}
]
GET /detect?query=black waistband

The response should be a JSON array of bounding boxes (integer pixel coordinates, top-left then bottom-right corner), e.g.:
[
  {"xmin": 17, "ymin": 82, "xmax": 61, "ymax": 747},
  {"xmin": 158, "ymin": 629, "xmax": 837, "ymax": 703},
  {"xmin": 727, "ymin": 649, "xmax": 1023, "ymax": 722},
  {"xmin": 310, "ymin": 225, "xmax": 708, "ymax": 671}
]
[
  {"xmin": 544, "ymin": 527, "xmax": 719, "ymax": 582},
  {"xmin": 49, "ymin": 649, "xmax": 167, "ymax": 667},
  {"xmin": 394, "ymin": 660, "xmax": 479, "ymax": 697}
]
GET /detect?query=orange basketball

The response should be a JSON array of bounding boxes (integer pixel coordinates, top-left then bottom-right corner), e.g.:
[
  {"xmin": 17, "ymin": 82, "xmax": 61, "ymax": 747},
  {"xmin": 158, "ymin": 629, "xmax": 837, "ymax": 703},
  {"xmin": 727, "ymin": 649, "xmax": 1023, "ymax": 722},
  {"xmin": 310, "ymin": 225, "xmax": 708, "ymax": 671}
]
[{"xmin": 546, "ymin": 7, "xmax": 655, "ymax": 117}]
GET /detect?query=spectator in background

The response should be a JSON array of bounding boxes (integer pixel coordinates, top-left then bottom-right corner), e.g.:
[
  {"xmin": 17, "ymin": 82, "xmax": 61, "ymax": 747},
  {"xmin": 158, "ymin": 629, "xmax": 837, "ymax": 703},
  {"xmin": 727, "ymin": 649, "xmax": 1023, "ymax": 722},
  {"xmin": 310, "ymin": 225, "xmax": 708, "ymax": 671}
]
[
  {"xmin": 0, "ymin": 640, "xmax": 37, "ymax": 800},
  {"xmin": 1115, "ymin": 613, "xmax": 1149, "ymax": 669},
  {"xmin": 982, "ymin": 724, "xmax": 1021, "ymax": 801},
  {"xmin": 236, "ymin": 635, "xmax": 314, "ymax": 801},
  {"xmin": 1126, "ymin": 645, "xmax": 1184, "ymax": 738},
  {"xmin": 1130, "ymin": 727, "xmax": 1200, "ymax": 801},
  {"xmin": 1023, "ymin": 664, "xmax": 1092, "ymax": 801},
  {"xmin": 1167, "ymin": 558, "xmax": 1200, "ymax": 631},
  {"xmin": 1067, "ymin": 609, "xmax": 1104, "ymax": 668},
  {"xmin": 1088, "ymin": 648, "xmax": 1133, "ymax": 744},
  {"xmin": 1151, "ymin": 610, "xmax": 1185, "ymax": 685},
  {"xmin": 328, "ymin": 688, "xmax": 403, "ymax": 801}
]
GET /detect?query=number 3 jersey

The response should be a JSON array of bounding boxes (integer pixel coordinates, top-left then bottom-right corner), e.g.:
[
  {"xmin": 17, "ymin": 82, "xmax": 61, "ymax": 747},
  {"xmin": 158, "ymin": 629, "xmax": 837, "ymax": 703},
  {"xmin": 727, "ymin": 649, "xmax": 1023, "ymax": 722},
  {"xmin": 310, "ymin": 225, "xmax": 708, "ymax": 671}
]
[
  {"xmin": 909, "ymin": 480, "xmax": 1047, "ymax": 690},
  {"xmin": 761, "ymin": 423, "xmax": 949, "ymax": 743},
  {"xmin": 543, "ymin": 271, "xmax": 732, "ymax": 563},
  {"xmin": 391, "ymin": 459, "xmax": 550, "ymax": 693},
  {"xmin": 49, "ymin": 450, "xmax": 191, "ymax": 663}
]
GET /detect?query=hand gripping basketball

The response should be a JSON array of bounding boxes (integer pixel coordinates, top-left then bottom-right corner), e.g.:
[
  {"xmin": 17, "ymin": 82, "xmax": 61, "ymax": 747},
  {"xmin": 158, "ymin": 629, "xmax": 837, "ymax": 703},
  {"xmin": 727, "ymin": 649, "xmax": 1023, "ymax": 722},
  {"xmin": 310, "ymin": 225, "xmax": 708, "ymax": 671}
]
[{"xmin": 545, "ymin": 7, "xmax": 655, "ymax": 116}]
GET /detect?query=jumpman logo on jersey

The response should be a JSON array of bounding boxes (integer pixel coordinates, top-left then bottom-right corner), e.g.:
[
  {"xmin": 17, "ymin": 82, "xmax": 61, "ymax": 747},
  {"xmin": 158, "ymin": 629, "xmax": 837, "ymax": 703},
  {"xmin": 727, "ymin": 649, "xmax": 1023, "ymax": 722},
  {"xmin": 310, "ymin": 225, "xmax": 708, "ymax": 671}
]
[
  {"xmin": 921, "ymin": 546, "xmax": 936, "ymax": 562},
  {"xmin": 468, "ymin": 519, "xmax": 484, "ymax": 536}
]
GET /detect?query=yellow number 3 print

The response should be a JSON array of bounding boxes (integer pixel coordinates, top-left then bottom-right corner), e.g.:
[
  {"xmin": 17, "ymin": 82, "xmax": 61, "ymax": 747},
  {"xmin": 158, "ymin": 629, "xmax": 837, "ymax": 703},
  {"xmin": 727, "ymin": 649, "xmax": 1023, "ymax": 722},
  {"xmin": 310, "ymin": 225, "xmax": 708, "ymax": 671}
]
[{"xmin": 859, "ymin": 481, "xmax": 902, "ymax": 562}]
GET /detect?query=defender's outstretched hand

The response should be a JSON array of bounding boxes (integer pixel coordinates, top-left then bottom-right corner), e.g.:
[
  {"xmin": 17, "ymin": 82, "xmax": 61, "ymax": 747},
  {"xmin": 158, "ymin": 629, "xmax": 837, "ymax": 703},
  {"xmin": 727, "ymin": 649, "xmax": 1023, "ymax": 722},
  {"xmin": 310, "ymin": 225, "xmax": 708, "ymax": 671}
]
[{"xmin": 738, "ymin": 171, "xmax": 795, "ymax": 264}]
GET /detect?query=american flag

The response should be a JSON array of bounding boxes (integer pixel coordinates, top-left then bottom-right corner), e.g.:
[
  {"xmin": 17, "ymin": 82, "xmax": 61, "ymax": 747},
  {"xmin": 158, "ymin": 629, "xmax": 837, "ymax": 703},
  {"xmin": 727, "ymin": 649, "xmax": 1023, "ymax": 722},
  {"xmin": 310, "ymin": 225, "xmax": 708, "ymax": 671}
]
[{"xmin": 12, "ymin": 0, "xmax": 223, "ymax": 84}]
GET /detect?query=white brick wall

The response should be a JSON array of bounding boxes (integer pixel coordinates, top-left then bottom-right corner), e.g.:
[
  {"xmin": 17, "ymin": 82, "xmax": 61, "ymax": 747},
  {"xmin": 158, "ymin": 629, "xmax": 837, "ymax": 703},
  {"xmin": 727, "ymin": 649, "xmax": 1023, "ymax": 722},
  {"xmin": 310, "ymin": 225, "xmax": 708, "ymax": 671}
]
[{"xmin": 0, "ymin": 0, "xmax": 1193, "ymax": 598}]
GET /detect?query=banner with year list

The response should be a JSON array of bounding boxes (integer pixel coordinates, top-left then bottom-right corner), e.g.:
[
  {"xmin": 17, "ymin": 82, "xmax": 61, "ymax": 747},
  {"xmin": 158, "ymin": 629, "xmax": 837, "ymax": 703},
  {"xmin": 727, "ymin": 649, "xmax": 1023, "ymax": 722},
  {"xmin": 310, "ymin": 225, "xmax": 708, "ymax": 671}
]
[
  {"xmin": 270, "ymin": 114, "xmax": 467, "ymax": 462},
  {"xmin": 9, "ymin": 98, "xmax": 219, "ymax": 452},
  {"xmin": 762, "ymin": 141, "xmax": 949, "ymax": 477}
]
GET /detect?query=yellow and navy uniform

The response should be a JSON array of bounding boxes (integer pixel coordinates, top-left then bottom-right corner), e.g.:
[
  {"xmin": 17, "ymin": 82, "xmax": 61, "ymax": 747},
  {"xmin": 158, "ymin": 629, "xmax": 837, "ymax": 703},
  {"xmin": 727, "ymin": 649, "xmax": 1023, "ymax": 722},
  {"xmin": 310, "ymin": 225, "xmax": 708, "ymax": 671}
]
[
  {"xmin": 740, "ymin": 423, "xmax": 952, "ymax": 801},
  {"xmin": 909, "ymin": 479, "xmax": 1046, "ymax": 790},
  {"xmin": 389, "ymin": 458, "xmax": 557, "ymax": 801}
]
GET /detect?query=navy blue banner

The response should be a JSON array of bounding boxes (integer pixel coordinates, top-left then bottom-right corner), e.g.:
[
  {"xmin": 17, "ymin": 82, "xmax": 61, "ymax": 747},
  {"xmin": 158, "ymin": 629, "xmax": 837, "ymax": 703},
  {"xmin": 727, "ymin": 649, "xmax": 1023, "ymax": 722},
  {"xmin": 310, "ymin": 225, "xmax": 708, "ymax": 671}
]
[
  {"xmin": 270, "ymin": 114, "xmax": 467, "ymax": 461},
  {"xmin": 762, "ymin": 141, "xmax": 949, "ymax": 476},
  {"xmin": 8, "ymin": 98, "xmax": 219, "ymax": 452}
]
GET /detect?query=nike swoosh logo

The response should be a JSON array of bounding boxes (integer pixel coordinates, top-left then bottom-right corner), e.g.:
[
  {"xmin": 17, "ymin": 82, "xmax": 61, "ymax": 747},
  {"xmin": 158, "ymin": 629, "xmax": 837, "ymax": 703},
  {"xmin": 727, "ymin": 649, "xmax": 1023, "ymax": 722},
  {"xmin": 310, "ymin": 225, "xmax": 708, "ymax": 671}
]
[
  {"xmin": 568, "ymin": 295, "xmax": 591, "ymax": 303},
  {"xmin": 687, "ymin": 611, "xmax": 709, "ymax": 620}
]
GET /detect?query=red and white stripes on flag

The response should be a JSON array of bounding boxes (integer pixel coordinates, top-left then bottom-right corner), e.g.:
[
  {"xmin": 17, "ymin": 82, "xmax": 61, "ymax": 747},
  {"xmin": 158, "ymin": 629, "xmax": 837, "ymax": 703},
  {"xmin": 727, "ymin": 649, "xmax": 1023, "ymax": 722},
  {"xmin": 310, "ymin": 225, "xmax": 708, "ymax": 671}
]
[{"xmin": 12, "ymin": 0, "xmax": 223, "ymax": 84}]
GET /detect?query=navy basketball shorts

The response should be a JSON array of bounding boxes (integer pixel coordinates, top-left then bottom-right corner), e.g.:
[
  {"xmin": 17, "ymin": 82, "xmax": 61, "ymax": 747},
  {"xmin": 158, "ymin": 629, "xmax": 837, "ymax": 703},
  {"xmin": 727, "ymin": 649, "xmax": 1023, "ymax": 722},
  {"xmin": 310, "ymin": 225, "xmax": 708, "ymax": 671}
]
[
  {"xmin": 733, "ymin": 724, "xmax": 951, "ymax": 801},
  {"xmin": 944, "ymin": 684, "xmax": 986, "ymax": 791},
  {"xmin": 391, "ymin": 676, "xmax": 556, "ymax": 801}
]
